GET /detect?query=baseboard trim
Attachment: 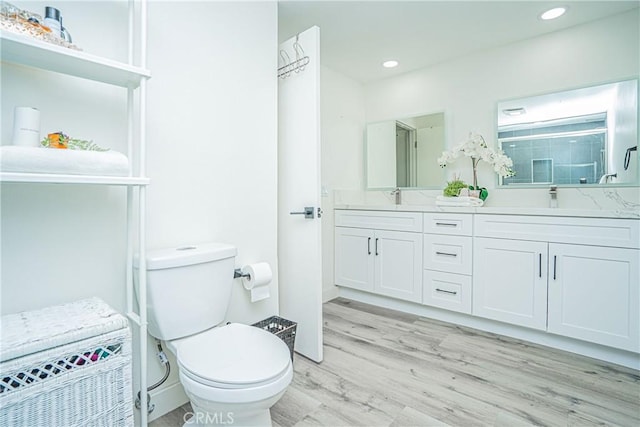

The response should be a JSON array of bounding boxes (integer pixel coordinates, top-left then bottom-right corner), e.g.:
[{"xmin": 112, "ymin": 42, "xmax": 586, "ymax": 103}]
[
  {"xmin": 322, "ymin": 286, "xmax": 339, "ymax": 303},
  {"xmin": 147, "ymin": 380, "xmax": 190, "ymax": 422}
]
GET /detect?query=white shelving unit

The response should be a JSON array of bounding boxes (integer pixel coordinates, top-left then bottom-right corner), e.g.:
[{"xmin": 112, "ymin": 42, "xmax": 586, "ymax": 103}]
[
  {"xmin": 1, "ymin": 1, "xmax": 151, "ymax": 425},
  {"xmin": 0, "ymin": 171, "xmax": 150, "ymax": 185},
  {"xmin": 0, "ymin": 30, "xmax": 151, "ymax": 87}
]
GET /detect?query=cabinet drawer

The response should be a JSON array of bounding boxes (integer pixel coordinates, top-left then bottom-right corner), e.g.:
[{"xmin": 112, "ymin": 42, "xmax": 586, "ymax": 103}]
[
  {"xmin": 335, "ymin": 210, "xmax": 422, "ymax": 232},
  {"xmin": 423, "ymin": 213, "xmax": 472, "ymax": 236},
  {"xmin": 423, "ymin": 234, "xmax": 472, "ymax": 275},
  {"xmin": 475, "ymin": 214, "xmax": 640, "ymax": 249},
  {"xmin": 423, "ymin": 270, "xmax": 472, "ymax": 314}
]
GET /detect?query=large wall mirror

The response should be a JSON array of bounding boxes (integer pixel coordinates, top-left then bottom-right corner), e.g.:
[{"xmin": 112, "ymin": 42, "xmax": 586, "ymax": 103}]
[
  {"xmin": 366, "ymin": 112, "xmax": 445, "ymax": 189},
  {"xmin": 497, "ymin": 79, "xmax": 638, "ymax": 187}
]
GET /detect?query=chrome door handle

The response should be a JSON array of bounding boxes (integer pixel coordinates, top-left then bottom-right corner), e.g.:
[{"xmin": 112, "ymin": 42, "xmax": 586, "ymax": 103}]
[{"xmin": 289, "ymin": 207, "xmax": 314, "ymax": 219}]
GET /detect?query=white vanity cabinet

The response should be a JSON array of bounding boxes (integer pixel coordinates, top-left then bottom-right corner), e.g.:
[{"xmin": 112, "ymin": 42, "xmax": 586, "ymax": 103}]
[
  {"xmin": 473, "ymin": 214, "xmax": 640, "ymax": 352},
  {"xmin": 335, "ymin": 210, "xmax": 423, "ymax": 303},
  {"xmin": 422, "ymin": 213, "xmax": 473, "ymax": 314}
]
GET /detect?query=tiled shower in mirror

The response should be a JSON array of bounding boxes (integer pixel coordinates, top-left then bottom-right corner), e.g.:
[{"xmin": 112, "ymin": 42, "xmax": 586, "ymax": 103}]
[{"xmin": 500, "ymin": 116, "xmax": 606, "ymax": 185}]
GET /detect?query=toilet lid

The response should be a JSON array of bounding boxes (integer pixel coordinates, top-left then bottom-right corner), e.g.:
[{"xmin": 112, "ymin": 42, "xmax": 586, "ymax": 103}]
[{"xmin": 177, "ymin": 323, "xmax": 291, "ymax": 388}]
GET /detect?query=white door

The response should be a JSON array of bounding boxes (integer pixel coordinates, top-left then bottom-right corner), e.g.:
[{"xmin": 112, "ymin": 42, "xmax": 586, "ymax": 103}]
[
  {"xmin": 334, "ymin": 227, "xmax": 374, "ymax": 292},
  {"xmin": 548, "ymin": 243, "xmax": 640, "ymax": 352},
  {"xmin": 473, "ymin": 237, "xmax": 548, "ymax": 330},
  {"xmin": 278, "ymin": 26, "xmax": 323, "ymax": 362},
  {"xmin": 366, "ymin": 121, "xmax": 396, "ymax": 188}
]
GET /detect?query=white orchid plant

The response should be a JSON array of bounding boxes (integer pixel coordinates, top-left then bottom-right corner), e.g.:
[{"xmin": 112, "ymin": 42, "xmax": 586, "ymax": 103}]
[{"xmin": 437, "ymin": 132, "xmax": 514, "ymax": 190}]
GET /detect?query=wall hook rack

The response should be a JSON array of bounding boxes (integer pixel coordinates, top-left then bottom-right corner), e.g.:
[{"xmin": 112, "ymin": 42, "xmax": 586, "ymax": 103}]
[{"xmin": 278, "ymin": 33, "xmax": 310, "ymax": 79}]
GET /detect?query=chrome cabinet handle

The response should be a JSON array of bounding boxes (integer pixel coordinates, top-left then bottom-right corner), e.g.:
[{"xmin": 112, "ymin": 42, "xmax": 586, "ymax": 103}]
[
  {"xmin": 435, "ymin": 251, "xmax": 457, "ymax": 257},
  {"xmin": 553, "ymin": 255, "xmax": 557, "ymax": 280},
  {"xmin": 436, "ymin": 288, "xmax": 457, "ymax": 295},
  {"xmin": 435, "ymin": 222, "xmax": 457, "ymax": 227},
  {"xmin": 367, "ymin": 237, "xmax": 371, "ymax": 255}
]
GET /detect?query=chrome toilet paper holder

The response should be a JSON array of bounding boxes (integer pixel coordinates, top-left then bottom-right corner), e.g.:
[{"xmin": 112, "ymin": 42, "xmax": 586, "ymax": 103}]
[{"xmin": 234, "ymin": 269, "xmax": 249, "ymax": 279}]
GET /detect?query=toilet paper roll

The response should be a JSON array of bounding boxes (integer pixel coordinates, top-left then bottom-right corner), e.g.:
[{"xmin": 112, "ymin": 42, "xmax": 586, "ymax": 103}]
[
  {"xmin": 12, "ymin": 107, "xmax": 41, "ymax": 147},
  {"xmin": 241, "ymin": 262, "xmax": 272, "ymax": 302}
]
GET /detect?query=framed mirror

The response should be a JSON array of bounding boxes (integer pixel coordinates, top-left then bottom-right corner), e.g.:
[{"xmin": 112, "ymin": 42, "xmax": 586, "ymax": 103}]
[
  {"xmin": 497, "ymin": 79, "xmax": 638, "ymax": 187},
  {"xmin": 366, "ymin": 112, "xmax": 445, "ymax": 189}
]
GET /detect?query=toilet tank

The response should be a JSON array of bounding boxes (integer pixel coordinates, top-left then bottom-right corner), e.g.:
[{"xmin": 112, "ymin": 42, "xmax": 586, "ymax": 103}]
[{"xmin": 134, "ymin": 243, "xmax": 237, "ymax": 341}]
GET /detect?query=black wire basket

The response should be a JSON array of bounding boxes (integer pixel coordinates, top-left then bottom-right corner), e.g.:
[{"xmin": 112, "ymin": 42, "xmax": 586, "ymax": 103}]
[{"xmin": 252, "ymin": 316, "xmax": 297, "ymax": 361}]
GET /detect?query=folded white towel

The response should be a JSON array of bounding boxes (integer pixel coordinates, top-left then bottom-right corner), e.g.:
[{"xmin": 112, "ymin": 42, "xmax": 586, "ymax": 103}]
[
  {"xmin": 436, "ymin": 195, "xmax": 484, "ymax": 207},
  {"xmin": 1, "ymin": 146, "xmax": 129, "ymax": 176}
]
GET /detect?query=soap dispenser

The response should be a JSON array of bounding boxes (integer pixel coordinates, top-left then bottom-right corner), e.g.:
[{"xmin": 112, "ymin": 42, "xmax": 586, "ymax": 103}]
[{"xmin": 549, "ymin": 185, "xmax": 558, "ymax": 208}]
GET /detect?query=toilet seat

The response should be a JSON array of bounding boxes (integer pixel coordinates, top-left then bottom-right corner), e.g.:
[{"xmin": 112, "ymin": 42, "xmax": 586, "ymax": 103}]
[{"xmin": 175, "ymin": 323, "xmax": 291, "ymax": 389}]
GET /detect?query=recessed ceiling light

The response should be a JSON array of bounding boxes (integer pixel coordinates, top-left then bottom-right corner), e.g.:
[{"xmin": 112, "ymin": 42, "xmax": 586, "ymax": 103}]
[
  {"xmin": 540, "ymin": 7, "xmax": 567, "ymax": 20},
  {"xmin": 382, "ymin": 60, "xmax": 398, "ymax": 68},
  {"xmin": 503, "ymin": 107, "xmax": 527, "ymax": 116}
]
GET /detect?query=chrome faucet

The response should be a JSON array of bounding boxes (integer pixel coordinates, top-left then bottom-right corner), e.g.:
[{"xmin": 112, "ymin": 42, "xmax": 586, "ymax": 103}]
[
  {"xmin": 549, "ymin": 185, "xmax": 558, "ymax": 208},
  {"xmin": 391, "ymin": 187, "xmax": 401, "ymax": 205},
  {"xmin": 598, "ymin": 172, "xmax": 617, "ymax": 184}
]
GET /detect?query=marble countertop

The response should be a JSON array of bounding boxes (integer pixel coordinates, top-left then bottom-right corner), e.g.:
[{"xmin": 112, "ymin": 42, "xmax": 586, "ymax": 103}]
[{"xmin": 334, "ymin": 204, "xmax": 640, "ymax": 219}]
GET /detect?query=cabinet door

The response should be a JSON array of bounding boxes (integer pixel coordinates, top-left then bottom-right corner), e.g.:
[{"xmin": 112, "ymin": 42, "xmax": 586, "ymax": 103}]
[
  {"xmin": 548, "ymin": 244, "xmax": 640, "ymax": 352},
  {"xmin": 473, "ymin": 237, "xmax": 548, "ymax": 330},
  {"xmin": 335, "ymin": 227, "xmax": 374, "ymax": 291},
  {"xmin": 374, "ymin": 230, "xmax": 423, "ymax": 302}
]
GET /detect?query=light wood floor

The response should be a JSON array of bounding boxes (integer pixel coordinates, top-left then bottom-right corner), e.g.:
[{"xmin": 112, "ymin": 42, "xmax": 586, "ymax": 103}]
[{"xmin": 151, "ymin": 298, "xmax": 640, "ymax": 427}]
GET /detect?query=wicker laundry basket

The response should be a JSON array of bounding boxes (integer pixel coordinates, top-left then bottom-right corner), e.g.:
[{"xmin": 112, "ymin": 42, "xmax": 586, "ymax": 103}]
[{"xmin": 0, "ymin": 298, "xmax": 133, "ymax": 427}]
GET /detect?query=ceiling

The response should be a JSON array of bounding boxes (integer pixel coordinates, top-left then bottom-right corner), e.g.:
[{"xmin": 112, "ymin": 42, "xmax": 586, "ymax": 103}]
[{"xmin": 278, "ymin": 1, "xmax": 639, "ymax": 84}]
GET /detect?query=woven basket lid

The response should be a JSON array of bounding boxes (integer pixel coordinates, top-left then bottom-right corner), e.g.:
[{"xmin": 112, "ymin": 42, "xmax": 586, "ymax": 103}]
[{"xmin": 0, "ymin": 297, "xmax": 128, "ymax": 362}]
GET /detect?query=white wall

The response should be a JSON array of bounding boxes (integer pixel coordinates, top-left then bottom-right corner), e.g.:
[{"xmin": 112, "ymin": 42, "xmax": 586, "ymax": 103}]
[
  {"xmin": 363, "ymin": 9, "xmax": 640, "ymax": 195},
  {"xmin": 144, "ymin": 1, "xmax": 278, "ymax": 419},
  {"xmin": 1, "ymin": 0, "xmax": 278, "ymax": 421},
  {"xmin": 320, "ymin": 66, "xmax": 365, "ymax": 301}
]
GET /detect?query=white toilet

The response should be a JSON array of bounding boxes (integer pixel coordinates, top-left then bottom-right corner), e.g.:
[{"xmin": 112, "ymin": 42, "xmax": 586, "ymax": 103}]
[{"xmin": 134, "ymin": 243, "xmax": 293, "ymax": 426}]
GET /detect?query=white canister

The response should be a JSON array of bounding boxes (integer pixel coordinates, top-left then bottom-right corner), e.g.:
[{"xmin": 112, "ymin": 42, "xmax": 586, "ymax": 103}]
[
  {"xmin": 12, "ymin": 107, "xmax": 41, "ymax": 147},
  {"xmin": 44, "ymin": 6, "xmax": 62, "ymax": 38}
]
